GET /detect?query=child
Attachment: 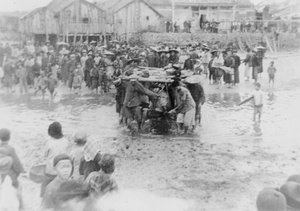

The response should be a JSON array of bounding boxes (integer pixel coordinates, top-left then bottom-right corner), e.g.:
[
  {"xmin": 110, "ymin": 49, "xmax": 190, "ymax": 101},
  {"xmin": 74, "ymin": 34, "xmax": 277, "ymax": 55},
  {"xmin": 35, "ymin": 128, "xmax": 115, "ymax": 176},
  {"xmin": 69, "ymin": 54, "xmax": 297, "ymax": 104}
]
[
  {"xmin": 70, "ymin": 132, "xmax": 87, "ymax": 181},
  {"xmin": 47, "ymin": 73, "xmax": 58, "ymax": 100},
  {"xmin": 0, "ymin": 128, "xmax": 25, "ymax": 209},
  {"xmin": 35, "ymin": 71, "xmax": 48, "ymax": 100},
  {"xmin": 267, "ymin": 61, "xmax": 276, "ymax": 88},
  {"xmin": 85, "ymin": 154, "xmax": 118, "ymax": 199},
  {"xmin": 238, "ymin": 83, "xmax": 264, "ymax": 123},
  {"xmin": 252, "ymin": 83, "xmax": 264, "ymax": 123},
  {"xmin": 41, "ymin": 154, "xmax": 73, "ymax": 210},
  {"xmin": 41, "ymin": 122, "xmax": 69, "ymax": 197},
  {"xmin": 73, "ymin": 69, "xmax": 82, "ymax": 95}
]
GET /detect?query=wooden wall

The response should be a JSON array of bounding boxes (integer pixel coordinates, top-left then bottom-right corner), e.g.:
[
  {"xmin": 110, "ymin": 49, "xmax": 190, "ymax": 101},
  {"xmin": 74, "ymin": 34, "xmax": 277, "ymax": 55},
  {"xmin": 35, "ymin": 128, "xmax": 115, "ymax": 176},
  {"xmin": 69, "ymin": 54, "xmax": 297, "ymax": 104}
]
[{"xmin": 113, "ymin": 0, "xmax": 164, "ymax": 37}]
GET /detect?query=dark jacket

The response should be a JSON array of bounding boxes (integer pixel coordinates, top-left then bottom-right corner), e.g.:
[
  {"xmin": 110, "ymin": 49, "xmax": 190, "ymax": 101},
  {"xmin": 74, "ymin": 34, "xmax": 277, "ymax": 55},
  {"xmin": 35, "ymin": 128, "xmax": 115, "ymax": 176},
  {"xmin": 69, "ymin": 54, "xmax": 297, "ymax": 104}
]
[
  {"xmin": 184, "ymin": 58, "xmax": 194, "ymax": 70},
  {"xmin": 159, "ymin": 56, "xmax": 169, "ymax": 68},
  {"xmin": 233, "ymin": 55, "xmax": 241, "ymax": 69},
  {"xmin": 123, "ymin": 81, "xmax": 157, "ymax": 108}
]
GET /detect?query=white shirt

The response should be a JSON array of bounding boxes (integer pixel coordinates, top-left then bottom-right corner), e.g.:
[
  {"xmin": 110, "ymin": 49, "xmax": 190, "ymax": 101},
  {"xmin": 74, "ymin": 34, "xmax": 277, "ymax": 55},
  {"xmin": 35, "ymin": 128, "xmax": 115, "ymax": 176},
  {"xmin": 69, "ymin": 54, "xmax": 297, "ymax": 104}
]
[
  {"xmin": 212, "ymin": 55, "xmax": 223, "ymax": 68},
  {"xmin": 45, "ymin": 137, "xmax": 69, "ymax": 175},
  {"xmin": 253, "ymin": 90, "xmax": 264, "ymax": 106}
]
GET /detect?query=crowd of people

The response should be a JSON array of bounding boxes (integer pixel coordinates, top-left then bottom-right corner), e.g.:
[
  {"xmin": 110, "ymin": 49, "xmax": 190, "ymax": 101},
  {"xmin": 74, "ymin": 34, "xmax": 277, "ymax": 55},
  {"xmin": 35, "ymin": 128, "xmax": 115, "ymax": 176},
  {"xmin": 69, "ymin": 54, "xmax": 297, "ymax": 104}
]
[{"xmin": 0, "ymin": 39, "xmax": 269, "ymax": 135}]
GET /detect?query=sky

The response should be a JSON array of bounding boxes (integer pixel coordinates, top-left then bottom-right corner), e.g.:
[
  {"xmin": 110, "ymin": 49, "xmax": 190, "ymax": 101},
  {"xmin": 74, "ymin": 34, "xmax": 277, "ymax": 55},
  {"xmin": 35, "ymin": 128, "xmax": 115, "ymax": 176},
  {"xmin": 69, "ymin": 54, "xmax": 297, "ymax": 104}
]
[{"xmin": 0, "ymin": 0, "xmax": 286, "ymax": 12}]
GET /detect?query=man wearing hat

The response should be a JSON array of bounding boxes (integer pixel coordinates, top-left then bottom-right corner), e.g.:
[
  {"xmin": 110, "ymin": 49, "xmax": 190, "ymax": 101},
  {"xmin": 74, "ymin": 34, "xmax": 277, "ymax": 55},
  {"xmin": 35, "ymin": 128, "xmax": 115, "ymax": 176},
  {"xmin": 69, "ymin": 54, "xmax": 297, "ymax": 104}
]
[
  {"xmin": 158, "ymin": 50, "xmax": 169, "ymax": 68},
  {"xmin": 183, "ymin": 53, "xmax": 194, "ymax": 71},
  {"xmin": 122, "ymin": 75, "xmax": 159, "ymax": 132},
  {"xmin": 202, "ymin": 46, "xmax": 211, "ymax": 77},
  {"xmin": 85, "ymin": 52, "xmax": 94, "ymax": 88},
  {"xmin": 147, "ymin": 50, "xmax": 158, "ymax": 68},
  {"xmin": 169, "ymin": 49, "xmax": 179, "ymax": 65}
]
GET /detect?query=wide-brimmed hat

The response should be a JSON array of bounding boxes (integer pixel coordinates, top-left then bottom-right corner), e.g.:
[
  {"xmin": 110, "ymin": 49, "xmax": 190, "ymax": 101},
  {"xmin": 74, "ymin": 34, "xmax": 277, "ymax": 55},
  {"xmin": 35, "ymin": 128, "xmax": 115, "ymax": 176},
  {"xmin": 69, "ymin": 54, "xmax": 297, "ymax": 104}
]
[
  {"xmin": 280, "ymin": 182, "xmax": 300, "ymax": 210},
  {"xmin": 88, "ymin": 51, "xmax": 93, "ymax": 55},
  {"xmin": 59, "ymin": 49, "xmax": 70, "ymax": 55},
  {"xmin": 256, "ymin": 45, "xmax": 266, "ymax": 50},
  {"xmin": 184, "ymin": 75, "xmax": 204, "ymax": 85},
  {"xmin": 103, "ymin": 51, "xmax": 114, "ymax": 56},
  {"xmin": 210, "ymin": 46, "xmax": 219, "ymax": 54},
  {"xmin": 109, "ymin": 40, "xmax": 119, "ymax": 43},
  {"xmin": 82, "ymin": 49, "xmax": 87, "ymax": 53},
  {"xmin": 126, "ymin": 58, "xmax": 140, "ymax": 65},
  {"xmin": 256, "ymin": 188, "xmax": 287, "ymax": 211},
  {"xmin": 202, "ymin": 46, "xmax": 210, "ymax": 51},
  {"xmin": 169, "ymin": 49, "xmax": 179, "ymax": 54},
  {"xmin": 90, "ymin": 40, "xmax": 96, "ymax": 44}
]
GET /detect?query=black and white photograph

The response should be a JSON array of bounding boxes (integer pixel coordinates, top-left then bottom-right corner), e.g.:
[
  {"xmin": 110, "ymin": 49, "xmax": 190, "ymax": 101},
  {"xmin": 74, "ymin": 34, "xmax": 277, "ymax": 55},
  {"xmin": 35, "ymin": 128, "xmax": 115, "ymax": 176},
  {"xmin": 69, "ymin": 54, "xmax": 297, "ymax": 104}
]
[{"xmin": 0, "ymin": 0, "xmax": 300, "ymax": 210}]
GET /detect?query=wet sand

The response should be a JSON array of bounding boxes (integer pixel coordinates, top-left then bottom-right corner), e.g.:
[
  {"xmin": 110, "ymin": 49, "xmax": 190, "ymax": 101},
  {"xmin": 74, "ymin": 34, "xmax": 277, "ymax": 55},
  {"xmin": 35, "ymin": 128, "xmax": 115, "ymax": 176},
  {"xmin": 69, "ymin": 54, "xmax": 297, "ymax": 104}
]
[{"xmin": 0, "ymin": 52, "xmax": 300, "ymax": 210}]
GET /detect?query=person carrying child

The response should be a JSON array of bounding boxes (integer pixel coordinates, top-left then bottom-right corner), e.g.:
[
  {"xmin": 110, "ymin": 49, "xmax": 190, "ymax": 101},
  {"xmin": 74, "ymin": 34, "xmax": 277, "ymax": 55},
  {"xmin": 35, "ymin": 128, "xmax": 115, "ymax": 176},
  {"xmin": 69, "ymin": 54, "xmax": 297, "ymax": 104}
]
[{"xmin": 0, "ymin": 128, "xmax": 25, "ymax": 209}]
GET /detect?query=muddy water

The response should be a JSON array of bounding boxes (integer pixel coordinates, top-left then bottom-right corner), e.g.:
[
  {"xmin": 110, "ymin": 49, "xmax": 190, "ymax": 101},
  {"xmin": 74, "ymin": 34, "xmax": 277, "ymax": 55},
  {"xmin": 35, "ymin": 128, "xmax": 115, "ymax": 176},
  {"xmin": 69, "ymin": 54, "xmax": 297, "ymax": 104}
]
[{"xmin": 0, "ymin": 53, "xmax": 300, "ymax": 211}]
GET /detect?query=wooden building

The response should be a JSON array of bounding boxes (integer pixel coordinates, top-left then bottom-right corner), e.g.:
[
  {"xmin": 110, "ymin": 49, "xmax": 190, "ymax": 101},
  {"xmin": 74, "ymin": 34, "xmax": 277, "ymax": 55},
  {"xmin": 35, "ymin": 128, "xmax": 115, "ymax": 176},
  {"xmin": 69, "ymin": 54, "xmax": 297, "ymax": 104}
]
[
  {"xmin": 99, "ymin": 0, "xmax": 165, "ymax": 41},
  {"xmin": 19, "ymin": 0, "xmax": 106, "ymax": 44}
]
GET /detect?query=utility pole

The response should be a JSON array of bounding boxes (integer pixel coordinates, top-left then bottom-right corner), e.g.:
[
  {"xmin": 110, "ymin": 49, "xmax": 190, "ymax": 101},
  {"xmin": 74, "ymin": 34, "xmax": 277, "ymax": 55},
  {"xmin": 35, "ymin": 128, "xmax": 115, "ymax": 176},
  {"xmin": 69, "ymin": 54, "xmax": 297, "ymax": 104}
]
[{"xmin": 172, "ymin": 0, "xmax": 175, "ymax": 24}]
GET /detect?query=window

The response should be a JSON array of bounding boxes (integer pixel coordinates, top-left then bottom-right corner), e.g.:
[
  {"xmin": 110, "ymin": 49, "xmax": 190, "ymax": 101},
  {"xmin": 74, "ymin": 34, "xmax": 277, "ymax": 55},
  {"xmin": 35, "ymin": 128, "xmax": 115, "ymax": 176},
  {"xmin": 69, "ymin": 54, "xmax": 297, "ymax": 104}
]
[
  {"xmin": 211, "ymin": 7, "xmax": 217, "ymax": 10},
  {"xmin": 200, "ymin": 7, "xmax": 207, "ymax": 10},
  {"xmin": 220, "ymin": 6, "xmax": 232, "ymax": 10},
  {"xmin": 82, "ymin": 17, "xmax": 89, "ymax": 23},
  {"xmin": 192, "ymin": 6, "xmax": 199, "ymax": 11}
]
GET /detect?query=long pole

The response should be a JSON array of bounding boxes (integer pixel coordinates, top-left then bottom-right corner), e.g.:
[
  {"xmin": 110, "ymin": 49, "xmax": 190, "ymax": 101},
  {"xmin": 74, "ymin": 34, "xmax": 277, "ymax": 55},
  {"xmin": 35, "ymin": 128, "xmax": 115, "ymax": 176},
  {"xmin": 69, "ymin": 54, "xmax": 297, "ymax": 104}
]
[{"xmin": 172, "ymin": 0, "xmax": 175, "ymax": 24}]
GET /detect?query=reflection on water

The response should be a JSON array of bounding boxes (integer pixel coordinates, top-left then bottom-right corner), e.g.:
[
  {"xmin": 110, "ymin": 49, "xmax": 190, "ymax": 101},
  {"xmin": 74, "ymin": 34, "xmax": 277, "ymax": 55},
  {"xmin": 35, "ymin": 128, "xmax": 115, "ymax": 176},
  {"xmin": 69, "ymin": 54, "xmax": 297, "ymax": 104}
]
[
  {"xmin": 0, "ymin": 93, "xmax": 119, "ymax": 138},
  {"xmin": 0, "ymin": 88, "xmax": 299, "ymax": 147},
  {"xmin": 204, "ymin": 89, "xmax": 300, "ymax": 145}
]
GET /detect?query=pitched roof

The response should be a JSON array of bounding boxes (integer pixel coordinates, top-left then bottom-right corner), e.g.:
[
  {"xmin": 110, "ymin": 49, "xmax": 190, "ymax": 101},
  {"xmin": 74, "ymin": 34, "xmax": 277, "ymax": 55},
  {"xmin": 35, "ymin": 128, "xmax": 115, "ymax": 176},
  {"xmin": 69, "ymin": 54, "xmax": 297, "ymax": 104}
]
[
  {"xmin": 19, "ymin": 7, "xmax": 46, "ymax": 19},
  {"xmin": 46, "ymin": 0, "xmax": 76, "ymax": 13},
  {"xmin": 111, "ymin": 0, "xmax": 163, "ymax": 17}
]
